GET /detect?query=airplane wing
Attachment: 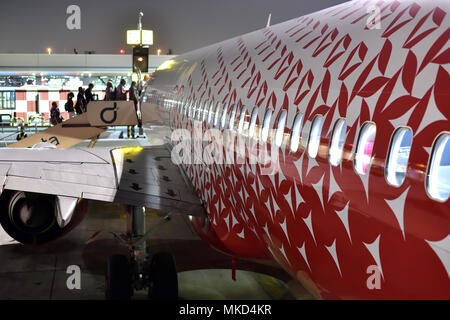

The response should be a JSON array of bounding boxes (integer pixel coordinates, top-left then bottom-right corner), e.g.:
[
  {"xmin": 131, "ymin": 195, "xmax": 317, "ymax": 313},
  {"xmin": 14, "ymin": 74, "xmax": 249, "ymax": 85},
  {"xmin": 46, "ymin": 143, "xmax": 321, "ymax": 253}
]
[{"xmin": 0, "ymin": 144, "xmax": 204, "ymax": 228}]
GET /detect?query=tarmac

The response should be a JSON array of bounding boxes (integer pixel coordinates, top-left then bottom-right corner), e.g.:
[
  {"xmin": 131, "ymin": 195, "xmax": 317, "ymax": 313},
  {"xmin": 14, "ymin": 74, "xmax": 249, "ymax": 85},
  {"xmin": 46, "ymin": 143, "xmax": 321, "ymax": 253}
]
[{"xmin": 0, "ymin": 127, "xmax": 313, "ymax": 300}]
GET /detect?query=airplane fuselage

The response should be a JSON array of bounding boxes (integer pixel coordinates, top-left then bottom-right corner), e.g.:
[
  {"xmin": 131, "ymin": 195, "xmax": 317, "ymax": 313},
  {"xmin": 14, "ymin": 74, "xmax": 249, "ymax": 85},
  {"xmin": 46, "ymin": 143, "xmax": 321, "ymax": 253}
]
[{"xmin": 143, "ymin": 0, "xmax": 450, "ymax": 299}]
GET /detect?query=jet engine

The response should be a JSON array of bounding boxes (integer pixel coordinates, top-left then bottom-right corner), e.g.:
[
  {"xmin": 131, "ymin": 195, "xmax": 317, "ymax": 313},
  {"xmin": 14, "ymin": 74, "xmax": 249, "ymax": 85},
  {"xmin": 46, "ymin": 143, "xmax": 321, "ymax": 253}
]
[{"xmin": 0, "ymin": 190, "xmax": 87, "ymax": 245}]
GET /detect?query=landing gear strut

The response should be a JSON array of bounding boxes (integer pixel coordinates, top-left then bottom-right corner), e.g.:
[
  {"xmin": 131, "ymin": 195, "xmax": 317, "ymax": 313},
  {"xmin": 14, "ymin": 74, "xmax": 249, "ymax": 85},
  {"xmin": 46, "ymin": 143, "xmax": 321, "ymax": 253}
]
[{"xmin": 105, "ymin": 206, "xmax": 178, "ymax": 300}]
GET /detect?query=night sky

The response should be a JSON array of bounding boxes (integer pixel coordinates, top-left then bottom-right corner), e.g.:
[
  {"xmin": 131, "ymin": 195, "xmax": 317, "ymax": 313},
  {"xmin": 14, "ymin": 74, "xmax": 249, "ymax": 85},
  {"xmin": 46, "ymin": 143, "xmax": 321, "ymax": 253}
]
[{"xmin": 0, "ymin": 0, "xmax": 347, "ymax": 55}]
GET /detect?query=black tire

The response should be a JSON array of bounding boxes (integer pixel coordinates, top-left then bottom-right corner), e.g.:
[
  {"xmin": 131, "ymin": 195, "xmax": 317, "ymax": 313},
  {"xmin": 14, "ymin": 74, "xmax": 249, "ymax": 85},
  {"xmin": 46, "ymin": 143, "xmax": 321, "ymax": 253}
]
[
  {"xmin": 0, "ymin": 190, "xmax": 64, "ymax": 245},
  {"xmin": 148, "ymin": 251, "xmax": 178, "ymax": 300},
  {"xmin": 105, "ymin": 254, "xmax": 133, "ymax": 300}
]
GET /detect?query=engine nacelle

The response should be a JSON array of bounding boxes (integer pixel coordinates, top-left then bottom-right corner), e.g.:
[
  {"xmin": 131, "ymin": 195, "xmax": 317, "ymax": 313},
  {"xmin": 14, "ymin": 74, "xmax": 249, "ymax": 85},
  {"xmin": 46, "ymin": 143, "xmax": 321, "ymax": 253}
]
[{"xmin": 0, "ymin": 190, "xmax": 86, "ymax": 245}]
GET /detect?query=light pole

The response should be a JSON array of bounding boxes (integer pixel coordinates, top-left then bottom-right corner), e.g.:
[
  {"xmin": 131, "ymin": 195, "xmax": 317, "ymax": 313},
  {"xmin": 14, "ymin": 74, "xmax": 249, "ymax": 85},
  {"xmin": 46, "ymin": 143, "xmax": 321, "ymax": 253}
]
[{"xmin": 126, "ymin": 12, "xmax": 153, "ymax": 136}]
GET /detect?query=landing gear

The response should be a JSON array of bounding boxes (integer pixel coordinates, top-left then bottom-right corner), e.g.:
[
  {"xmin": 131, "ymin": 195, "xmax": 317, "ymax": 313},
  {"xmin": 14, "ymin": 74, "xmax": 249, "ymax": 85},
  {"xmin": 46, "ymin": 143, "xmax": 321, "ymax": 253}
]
[
  {"xmin": 148, "ymin": 251, "xmax": 178, "ymax": 300},
  {"xmin": 105, "ymin": 254, "xmax": 132, "ymax": 300},
  {"xmin": 105, "ymin": 206, "xmax": 177, "ymax": 300}
]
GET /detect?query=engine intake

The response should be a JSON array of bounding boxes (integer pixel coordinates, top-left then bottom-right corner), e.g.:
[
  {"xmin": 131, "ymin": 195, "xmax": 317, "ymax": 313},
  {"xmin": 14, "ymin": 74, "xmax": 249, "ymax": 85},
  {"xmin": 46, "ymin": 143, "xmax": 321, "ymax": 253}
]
[{"xmin": 0, "ymin": 190, "xmax": 84, "ymax": 245}]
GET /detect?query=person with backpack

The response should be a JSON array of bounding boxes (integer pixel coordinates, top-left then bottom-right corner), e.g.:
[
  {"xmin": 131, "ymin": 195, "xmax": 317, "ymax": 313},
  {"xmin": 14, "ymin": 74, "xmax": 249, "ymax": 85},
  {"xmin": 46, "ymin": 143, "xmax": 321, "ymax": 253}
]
[
  {"xmin": 50, "ymin": 102, "xmax": 63, "ymax": 126},
  {"xmin": 65, "ymin": 92, "xmax": 75, "ymax": 118}
]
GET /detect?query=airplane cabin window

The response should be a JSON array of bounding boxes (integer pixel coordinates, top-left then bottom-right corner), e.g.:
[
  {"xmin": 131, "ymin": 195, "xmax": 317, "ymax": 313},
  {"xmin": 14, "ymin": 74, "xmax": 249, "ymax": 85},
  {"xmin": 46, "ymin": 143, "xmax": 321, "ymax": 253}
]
[
  {"xmin": 249, "ymin": 107, "xmax": 259, "ymax": 138},
  {"xmin": 275, "ymin": 110, "xmax": 287, "ymax": 147},
  {"xmin": 290, "ymin": 113, "xmax": 303, "ymax": 152},
  {"xmin": 195, "ymin": 101, "xmax": 201, "ymax": 119},
  {"xmin": 229, "ymin": 104, "xmax": 237, "ymax": 131},
  {"xmin": 195, "ymin": 101, "xmax": 201, "ymax": 120},
  {"xmin": 329, "ymin": 118, "xmax": 347, "ymax": 166},
  {"xmin": 426, "ymin": 133, "xmax": 450, "ymax": 202},
  {"xmin": 183, "ymin": 100, "xmax": 189, "ymax": 116},
  {"xmin": 238, "ymin": 106, "xmax": 248, "ymax": 133},
  {"xmin": 386, "ymin": 127, "xmax": 412, "ymax": 187},
  {"xmin": 197, "ymin": 102, "xmax": 206, "ymax": 121},
  {"xmin": 307, "ymin": 115, "xmax": 324, "ymax": 159},
  {"xmin": 207, "ymin": 101, "xmax": 215, "ymax": 124},
  {"xmin": 220, "ymin": 103, "xmax": 229, "ymax": 129},
  {"xmin": 214, "ymin": 102, "xmax": 222, "ymax": 127},
  {"xmin": 354, "ymin": 122, "xmax": 376, "ymax": 175},
  {"xmin": 191, "ymin": 101, "xmax": 197, "ymax": 119},
  {"xmin": 187, "ymin": 100, "xmax": 192, "ymax": 117},
  {"xmin": 202, "ymin": 101, "xmax": 209, "ymax": 122},
  {"xmin": 261, "ymin": 109, "xmax": 273, "ymax": 142}
]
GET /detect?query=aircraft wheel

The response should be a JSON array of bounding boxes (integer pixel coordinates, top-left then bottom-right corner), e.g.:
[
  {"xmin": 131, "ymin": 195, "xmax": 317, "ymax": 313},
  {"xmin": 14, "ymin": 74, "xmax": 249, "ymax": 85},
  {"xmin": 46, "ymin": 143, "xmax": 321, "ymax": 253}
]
[
  {"xmin": 148, "ymin": 251, "xmax": 178, "ymax": 300},
  {"xmin": 105, "ymin": 254, "xmax": 133, "ymax": 300}
]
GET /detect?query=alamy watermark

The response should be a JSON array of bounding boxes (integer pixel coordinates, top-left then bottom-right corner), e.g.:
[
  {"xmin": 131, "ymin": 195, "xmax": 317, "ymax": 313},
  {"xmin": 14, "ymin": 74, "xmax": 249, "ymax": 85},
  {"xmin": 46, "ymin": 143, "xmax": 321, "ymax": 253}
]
[
  {"xmin": 366, "ymin": 265, "xmax": 382, "ymax": 290},
  {"xmin": 170, "ymin": 120, "xmax": 280, "ymax": 175},
  {"xmin": 66, "ymin": 265, "xmax": 81, "ymax": 290},
  {"xmin": 366, "ymin": 5, "xmax": 381, "ymax": 30},
  {"xmin": 66, "ymin": 5, "xmax": 81, "ymax": 30}
]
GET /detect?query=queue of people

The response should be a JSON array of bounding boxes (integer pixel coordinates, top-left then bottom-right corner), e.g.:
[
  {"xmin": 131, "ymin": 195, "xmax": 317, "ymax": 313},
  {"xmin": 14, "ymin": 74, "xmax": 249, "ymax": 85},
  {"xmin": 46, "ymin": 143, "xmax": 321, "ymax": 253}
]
[
  {"xmin": 17, "ymin": 78, "xmax": 143, "ymax": 141},
  {"xmin": 50, "ymin": 80, "xmax": 139, "ymax": 137}
]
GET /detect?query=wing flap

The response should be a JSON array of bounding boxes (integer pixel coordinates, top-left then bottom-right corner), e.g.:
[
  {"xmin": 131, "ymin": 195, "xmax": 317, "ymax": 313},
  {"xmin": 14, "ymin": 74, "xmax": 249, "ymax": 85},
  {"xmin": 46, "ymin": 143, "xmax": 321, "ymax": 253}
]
[{"xmin": 0, "ymin": 145, "xmax": 205, "ymax": 218}]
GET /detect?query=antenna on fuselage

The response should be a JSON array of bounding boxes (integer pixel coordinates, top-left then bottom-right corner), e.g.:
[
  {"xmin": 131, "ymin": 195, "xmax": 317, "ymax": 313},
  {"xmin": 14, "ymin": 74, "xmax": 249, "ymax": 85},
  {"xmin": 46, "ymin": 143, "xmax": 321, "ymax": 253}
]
[{"xmin": 266, "ymin": 13, "xmax": 272, "ymax": 27}]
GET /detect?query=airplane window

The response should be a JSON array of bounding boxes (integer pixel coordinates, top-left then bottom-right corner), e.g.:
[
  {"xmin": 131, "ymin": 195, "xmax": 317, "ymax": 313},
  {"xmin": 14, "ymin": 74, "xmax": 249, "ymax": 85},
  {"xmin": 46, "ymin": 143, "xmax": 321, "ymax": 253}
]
[
  {"xmin": 214, "ymin": 102, "xmax": 223, "ymax": 127},
  {"xmin": 207, "ymin": 101, "xmax": 215, "ymax": 124},
  {"xmin": 329, "ymin": 118, "xmax": 347, "ymax": 166},
  {"xmin": 354, "ymin": 122, "xmax": 376, "ymax": 175},
  {"xmin": 426, "ymin": 133, "xmax": 450, "ymax": 202},
  {"xmin": 307, "ymin": 115, "xmax": 324, "ymax": 159},
  {"xmin": 194, "ymin": 101, "xmax": 200, "ymax": 119},
  {"xmin": 193, "ymin": 101, "xmax": 200, "ymax": 119},
  {"xmin": 183, "ymin": 100, "xmax": 189, "ymax": 116},
  {"xmin": 275, "ymin": 110, "xmax": 287, "ymax": 147},
  {"xmin": 261, "ymin": 109, "xmax": 273, "ymax": 143},
  {"xmin": 202, "ymin": 101, "xmax": 209, "ymax": 122},
  {"xmin": 290, "ymin": 113, "xmax": 303, "ymax": 152},
  {"xmin": 193, "ymin": 100, "xmax": 199, "ymax": 119},
  {"xmin": 197, "ymin": 101, "xmax": 204, "ymax": 120},
  {"xmin": 188, "ymin": 100, "xmax": 194, "ymax": 117},
  {"xmin": 238, "ymin": 106, "xmax": 248, "ymax": 133},
  {"xmin": 229, "ymin": 104, "xmax": 237, "ymax": 131},
  {"xmin": 249, "ymin": 107, "xmax": 259, "ymax": 138},
  {"xmin": 386, "ymin": 127, "xmax": 412, "ymax": 187},
  {"xmin": 221, "ymin": 103, "xmax": 229, "ymax": 129}
]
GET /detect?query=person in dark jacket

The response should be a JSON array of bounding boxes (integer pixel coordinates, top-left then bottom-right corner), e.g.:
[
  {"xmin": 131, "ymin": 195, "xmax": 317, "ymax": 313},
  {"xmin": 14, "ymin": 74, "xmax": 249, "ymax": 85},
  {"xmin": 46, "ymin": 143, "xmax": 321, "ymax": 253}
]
[
  {"xmin": 75, "ymin": 87, "xmax": 86, "ymax": 114},
  {"xmin": 65, "ymin": 92, "xmax": 75, "ymax": 118},
  {"xmin": 115, "ymin": 79, "xmax": 127, "ymax": 101},
  {"xmin": 85, "ymin": 83, "xmax": 94, "ymax": 110},
  {"xmin": 129, "ymin": 81, "xmax": 138, "ymax": 111},
  {"xmin": 127, "ymin": 81, "xmax": 138, "ymax": 139}
]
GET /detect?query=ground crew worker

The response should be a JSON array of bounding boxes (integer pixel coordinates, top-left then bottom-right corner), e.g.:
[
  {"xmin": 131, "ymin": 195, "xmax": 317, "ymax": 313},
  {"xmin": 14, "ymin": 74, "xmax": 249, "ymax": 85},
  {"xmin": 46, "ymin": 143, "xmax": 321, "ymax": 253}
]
[{"xmin": 16, "ymin": 127, "xmax": 27, "ymax": 141}]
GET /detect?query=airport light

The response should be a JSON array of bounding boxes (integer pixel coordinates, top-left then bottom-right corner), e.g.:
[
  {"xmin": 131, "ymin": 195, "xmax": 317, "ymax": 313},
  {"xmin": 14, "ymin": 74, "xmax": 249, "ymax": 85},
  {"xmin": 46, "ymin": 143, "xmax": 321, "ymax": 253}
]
[
  {"xmin": 127, "ymin": 11, "xmax": 153, "ymax": 46},
  {"xmin": 47, "ymin": 48, "xmax": 52, "ymax": 55},
  {"xmin": 119, "ymin": 49, "xmax": 125, "ymax": 54},
  {"xmin": 128, "ymin": 11, "xmax": 152, "ymax": 74},
  {"xmin": 157, "ymin": 49, "xmax": 161, "ymax": 56},
  {"xmin": 127, "ymin": 30, "xmax": 153, "ymax": 46}
]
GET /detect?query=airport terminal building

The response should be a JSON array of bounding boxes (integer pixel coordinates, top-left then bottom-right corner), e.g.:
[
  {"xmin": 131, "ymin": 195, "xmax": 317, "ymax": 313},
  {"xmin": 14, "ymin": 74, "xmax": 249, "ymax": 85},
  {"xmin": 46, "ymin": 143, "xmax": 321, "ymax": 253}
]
[{"xmin": 0, "ymin": 53, "xmax": 173, "ymax": 122}]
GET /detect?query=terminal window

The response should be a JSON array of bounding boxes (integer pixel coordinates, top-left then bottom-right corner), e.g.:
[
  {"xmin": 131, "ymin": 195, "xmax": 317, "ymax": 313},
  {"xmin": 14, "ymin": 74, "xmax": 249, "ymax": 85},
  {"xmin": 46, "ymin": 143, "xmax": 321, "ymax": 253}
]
[{"xmin": 0, "ymin": 91, "xmax": 15, "ymax": 110}]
